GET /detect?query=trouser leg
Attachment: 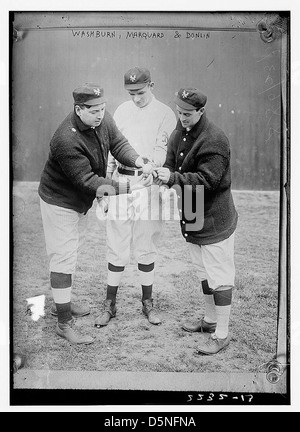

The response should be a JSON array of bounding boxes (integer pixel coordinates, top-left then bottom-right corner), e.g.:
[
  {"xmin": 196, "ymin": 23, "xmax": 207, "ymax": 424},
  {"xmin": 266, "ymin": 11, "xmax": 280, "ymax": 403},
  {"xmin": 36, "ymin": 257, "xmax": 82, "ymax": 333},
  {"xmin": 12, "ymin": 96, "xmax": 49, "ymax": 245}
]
[
  {"xmin": 40, "ymin": 199, "xmax": 93, "ymax": 344},
  {"xmin": 186, "ymin": 235, "xmax": 235, "ymax": 339}
]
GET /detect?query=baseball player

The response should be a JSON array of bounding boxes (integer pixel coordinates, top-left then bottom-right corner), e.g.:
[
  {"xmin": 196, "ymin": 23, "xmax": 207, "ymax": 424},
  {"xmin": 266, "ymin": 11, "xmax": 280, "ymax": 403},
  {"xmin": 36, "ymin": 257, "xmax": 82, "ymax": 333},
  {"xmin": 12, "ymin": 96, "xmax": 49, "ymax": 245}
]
[
  {"xmin": 156, "ymin": 87, "xmax": 238, "ymax": 355},
  {"xmin": 38, "ymin": 83, "xmax": 148, "ymax": 344},
  {"xmin": 95, "ymin": 67, "xmax": 176, "ymax": 327}
]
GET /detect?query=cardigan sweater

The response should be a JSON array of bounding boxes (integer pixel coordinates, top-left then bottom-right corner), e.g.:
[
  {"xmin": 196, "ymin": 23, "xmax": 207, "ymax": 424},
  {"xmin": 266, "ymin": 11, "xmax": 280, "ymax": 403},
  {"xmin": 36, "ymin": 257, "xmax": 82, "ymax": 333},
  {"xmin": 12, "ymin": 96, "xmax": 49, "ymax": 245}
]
[
  {"xmin": 165, "ymin": 112, "xmax": 238, "ymax": 245},
  {"xmin": 38, "ymin": 110, "xmax": 140, "ymax": 213}
]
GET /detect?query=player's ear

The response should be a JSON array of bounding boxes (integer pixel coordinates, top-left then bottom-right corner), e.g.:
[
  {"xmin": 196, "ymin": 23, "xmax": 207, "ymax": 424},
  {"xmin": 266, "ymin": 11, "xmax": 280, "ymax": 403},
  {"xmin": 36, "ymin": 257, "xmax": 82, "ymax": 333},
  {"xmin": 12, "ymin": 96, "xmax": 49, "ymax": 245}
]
[
  {"xmin": 149, "ymin": 81, "xmax": 155, "ymax": 90},
  {"xmin": 74, "ymin": 105, "xmax": 82, "ymax": 116}
]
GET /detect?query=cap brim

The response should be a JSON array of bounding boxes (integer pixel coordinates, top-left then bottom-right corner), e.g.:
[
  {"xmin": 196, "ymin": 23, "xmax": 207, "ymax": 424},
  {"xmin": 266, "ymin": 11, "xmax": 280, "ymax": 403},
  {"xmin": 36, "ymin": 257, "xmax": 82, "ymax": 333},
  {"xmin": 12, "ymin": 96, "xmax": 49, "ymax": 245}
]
[
  {"xmin": 174, "ymin": 96, "xmax": 196, "ymax": 111},
  {"xmin": 124, "ymin": 83, "xmax": 149, "ymax": 90},
  {"xmin": 77, "ymin": 97, "xmax": 107, "ymax": 106}
]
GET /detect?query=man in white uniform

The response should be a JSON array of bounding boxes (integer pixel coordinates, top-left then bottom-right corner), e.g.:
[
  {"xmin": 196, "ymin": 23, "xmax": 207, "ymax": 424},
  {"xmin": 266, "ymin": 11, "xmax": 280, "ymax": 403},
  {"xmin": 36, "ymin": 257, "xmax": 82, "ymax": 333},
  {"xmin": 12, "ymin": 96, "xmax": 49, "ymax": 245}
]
[{"xmin": 95, "ymin": 67, "xmax": 176, "ymax": 327}]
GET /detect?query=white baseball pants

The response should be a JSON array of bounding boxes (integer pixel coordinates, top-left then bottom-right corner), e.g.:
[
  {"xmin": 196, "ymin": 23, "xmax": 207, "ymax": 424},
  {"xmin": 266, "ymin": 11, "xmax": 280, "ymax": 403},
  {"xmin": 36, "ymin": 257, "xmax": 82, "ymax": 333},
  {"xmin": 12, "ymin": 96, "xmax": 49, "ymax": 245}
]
[
  {"xmin": 188, "ymin": 232, "xmax": 236, "ymax": 289},
  {"xmin": 39, "ymin": 198, "xmax": 88, "ymax": 274}
]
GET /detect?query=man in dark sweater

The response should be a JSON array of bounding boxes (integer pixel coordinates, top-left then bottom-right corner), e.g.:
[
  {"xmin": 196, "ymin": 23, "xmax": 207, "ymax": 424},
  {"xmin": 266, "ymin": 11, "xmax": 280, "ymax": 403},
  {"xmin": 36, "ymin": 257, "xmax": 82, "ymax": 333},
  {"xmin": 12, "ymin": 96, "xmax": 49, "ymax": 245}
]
[
  {"xmin": 38, "ymin": 83, "xmax": 147, "ymax": 344},
  {"xmin": 156, "ymin": 87, "xmax": 238, "ymax": 355}
]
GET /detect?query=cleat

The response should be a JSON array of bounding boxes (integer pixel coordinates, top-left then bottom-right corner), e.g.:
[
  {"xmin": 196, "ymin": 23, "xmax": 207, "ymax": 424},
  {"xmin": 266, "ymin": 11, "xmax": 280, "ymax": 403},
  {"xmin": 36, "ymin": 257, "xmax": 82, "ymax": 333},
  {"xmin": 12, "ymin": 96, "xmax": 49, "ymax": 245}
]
[{"xmin": 196, "ymin": 334, "xmax": 231, "ymax": 355}]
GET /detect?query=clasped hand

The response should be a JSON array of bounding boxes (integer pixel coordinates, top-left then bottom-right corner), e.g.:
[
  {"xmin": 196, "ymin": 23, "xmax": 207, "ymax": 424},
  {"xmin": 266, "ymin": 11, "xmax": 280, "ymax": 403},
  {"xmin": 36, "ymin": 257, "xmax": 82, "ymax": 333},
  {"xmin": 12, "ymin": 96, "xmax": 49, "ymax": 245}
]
[
  {"xmin": 153, "ymin": 167, "xmax": 171, "ymax": 185},
  {"xmin": 135, "ymin": 167, "xmax": 170, "ymax": 188},
  {"xmin": 132, "ymin": 157, "xmax": 169, "ymax": 191},
  {"xmin": 130, "ymin": 173, "xmax": 154, "ymax": 192}
]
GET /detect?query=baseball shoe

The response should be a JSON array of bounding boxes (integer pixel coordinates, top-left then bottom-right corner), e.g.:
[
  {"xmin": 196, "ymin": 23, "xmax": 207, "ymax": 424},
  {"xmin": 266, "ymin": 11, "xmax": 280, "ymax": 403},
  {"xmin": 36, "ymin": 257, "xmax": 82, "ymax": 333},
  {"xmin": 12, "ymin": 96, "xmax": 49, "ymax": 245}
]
[
  {"xmin": 94, "ymin": 299, "xmax": 116, "ymax": 328},
  {"xmin": 196, "ymin": 334, "xmax": 231, "ymax": 355},
  {"xmin": 142, "ymin": 299, "xmax": 162, "ymax": 325},
  {"xmin": 182, "ymin": 317, "xmax": 217, "ymax": 333},
  {"xmin": 50, "ymin": 302, "xmax": 90, "ymax": 318},
  {"xmin": 55, "ymin": 319, "xmax": 94, "ymax": 345}
]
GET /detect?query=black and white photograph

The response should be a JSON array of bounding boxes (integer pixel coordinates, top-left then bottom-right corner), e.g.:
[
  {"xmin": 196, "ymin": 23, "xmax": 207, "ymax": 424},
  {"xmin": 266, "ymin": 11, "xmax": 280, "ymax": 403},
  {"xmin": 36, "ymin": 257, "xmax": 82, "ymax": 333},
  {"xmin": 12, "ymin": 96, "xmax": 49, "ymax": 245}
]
[{"xmin": 5, "ymin": 6, "xmax": 295, "ymax": 411}]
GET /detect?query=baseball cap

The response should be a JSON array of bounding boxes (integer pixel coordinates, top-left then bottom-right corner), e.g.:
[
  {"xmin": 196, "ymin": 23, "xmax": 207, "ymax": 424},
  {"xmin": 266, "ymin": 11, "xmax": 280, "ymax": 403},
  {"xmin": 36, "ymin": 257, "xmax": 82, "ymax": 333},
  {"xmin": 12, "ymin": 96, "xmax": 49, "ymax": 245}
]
[
  {"xmin": 73, "ymin": 83, "xmax": 107, "ymax": 106},
  {"xmin": 174, "ymin": 88, "xmax": 207, "ymax": 110},
  {"xmin": 124, "ymin": 67, "xmax": 151, "ymax": 90}
]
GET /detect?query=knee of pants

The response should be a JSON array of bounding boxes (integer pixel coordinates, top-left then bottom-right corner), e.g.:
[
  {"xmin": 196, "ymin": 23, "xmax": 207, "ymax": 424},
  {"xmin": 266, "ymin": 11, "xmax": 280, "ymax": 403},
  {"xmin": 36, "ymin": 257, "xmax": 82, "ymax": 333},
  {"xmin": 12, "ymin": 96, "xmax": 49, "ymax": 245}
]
[
  {"xmin": 134, "ymin": 251, "xmax": 157, "ymax": 266},
  {"xmin": 106, "ymin": 218, "xmax": 132, "ymax": 265},
  {"xmin": 106, "ymin": 247, "xmax": 131, "ymax": 267},
  {"xmin": 49, "ymin": 250, "xmax": 78, "ymax": 274},
  {"xmin": 195, "ymin": 269, "xmax": 209, "ymax": 282},
  {"xmin": 132, "ymin": 230, "xmax": 159, "ymax": 264}
]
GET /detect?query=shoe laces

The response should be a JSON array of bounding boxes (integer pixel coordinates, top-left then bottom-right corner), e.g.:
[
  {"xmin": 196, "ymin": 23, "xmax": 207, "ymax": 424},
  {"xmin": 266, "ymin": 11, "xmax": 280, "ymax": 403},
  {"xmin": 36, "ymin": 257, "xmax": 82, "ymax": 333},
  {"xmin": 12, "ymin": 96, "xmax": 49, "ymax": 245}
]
[
  {"xmin": 205, "ymin": 335, "xmax": 218, "ymax": 346},
  {"xmin": 143, "ymin": 299, "xmax": 154, "ymax": 313},
  {"xmin": 58, "ymin": 318, "xmax": 75, "ymax": 329}
]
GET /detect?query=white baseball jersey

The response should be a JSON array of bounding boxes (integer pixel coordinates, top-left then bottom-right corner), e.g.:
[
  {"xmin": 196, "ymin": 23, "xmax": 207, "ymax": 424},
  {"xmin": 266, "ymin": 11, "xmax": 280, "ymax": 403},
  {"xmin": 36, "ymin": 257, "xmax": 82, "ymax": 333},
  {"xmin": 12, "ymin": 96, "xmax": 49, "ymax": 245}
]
[{"xmin": 107, "ymin": 96, "xmax": 176, "ymax": 172}]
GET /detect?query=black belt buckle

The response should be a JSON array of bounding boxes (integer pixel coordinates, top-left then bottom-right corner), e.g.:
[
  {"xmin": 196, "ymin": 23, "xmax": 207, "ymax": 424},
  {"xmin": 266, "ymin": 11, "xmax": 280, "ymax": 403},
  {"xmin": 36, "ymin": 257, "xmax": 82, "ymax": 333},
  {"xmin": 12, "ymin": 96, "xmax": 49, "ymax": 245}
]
[{"xmin": 118, "ymin": 167, "xmax": 143, "ymax": 176}]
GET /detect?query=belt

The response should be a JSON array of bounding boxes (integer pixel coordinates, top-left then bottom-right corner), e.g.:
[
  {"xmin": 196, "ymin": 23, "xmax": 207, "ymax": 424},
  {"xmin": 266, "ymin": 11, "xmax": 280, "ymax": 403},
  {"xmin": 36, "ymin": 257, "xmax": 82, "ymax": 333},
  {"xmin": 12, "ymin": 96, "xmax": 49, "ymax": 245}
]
[{"xmin": 118, "ymin": 167, "xmax": 143, "ymax": 176}]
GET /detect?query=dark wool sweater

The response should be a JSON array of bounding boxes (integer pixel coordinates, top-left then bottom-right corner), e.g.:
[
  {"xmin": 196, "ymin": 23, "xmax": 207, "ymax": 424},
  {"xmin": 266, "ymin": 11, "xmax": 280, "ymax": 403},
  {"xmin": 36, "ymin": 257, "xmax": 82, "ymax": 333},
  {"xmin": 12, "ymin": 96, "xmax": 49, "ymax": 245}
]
[
  {"xmin": 165, "ymin": 112, "xmax": 238, "ymax": 245},
  {"xmin": 38, "ymin": 111, "xmax": 140, "ymax": 213}
]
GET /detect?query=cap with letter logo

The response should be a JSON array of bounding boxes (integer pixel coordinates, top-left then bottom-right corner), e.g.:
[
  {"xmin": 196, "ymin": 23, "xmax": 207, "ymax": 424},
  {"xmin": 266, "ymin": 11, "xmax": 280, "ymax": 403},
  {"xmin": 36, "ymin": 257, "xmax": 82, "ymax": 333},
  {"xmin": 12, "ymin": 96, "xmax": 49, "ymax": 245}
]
[
  {"xmin": 174, "ymin": 88, "xmax": 207, "ymax": 110},
  {"xmin": 73, "ymin": 83, "xmax": 107, "ymax": 106},
  {"xmin": 124, "ymin": 67, "xmax": 151, "ymax": 90}
]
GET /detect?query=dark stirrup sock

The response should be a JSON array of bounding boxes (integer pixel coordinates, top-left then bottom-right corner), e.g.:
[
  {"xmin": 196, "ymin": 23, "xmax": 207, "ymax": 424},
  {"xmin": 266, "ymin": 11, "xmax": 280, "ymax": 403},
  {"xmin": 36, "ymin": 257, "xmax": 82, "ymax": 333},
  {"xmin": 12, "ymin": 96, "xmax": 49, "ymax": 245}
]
[
  {"xmin": 213, "ymin": 287, "xmax": 233, "ymax": 307},
  {"xmin": 201, "ymin": 279, "xmax": 213, "ymax": 295},
  {"xmin": 138, "ymin": 263, "xmax": 155, "ymax": 301},
  {"xmin": 106, "ymin": 285, "xmax": 118, "ymax": 304},
  {"xmin": 141, "ymin": 285, "xmax": 153, "ymax": 302}
]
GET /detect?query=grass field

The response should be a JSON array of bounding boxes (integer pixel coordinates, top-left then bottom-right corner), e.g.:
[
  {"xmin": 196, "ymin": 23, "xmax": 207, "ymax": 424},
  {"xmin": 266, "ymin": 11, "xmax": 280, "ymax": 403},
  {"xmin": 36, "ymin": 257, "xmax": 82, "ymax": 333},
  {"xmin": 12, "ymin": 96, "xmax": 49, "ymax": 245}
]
[{"xmin": 12, "ymin": 182, "xmax": 280, "ymax": 374}]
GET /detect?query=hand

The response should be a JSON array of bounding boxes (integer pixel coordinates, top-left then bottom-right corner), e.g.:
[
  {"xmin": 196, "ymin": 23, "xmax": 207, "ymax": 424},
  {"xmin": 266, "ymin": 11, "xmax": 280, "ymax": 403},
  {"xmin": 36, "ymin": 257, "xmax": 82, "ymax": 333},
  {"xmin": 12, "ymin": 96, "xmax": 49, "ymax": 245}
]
[
  {"xmin": 131, "ymin": 174, "xmax": 153, "ymax": 191},
  {"xmin": 142, "ymin": 173, "xmax": 153, "ymax": 187},
  {"xmin": 135, "ymin": 155, "xmax": 157, "ymax": 172},
  {"xmin": 156, "ymin": 167, "xmax": 171, "ymax": 184},
  {"xmin": 142, "ymin": 162, "xmax": 159, "ymax": 178},
  {"xmin": 152, "ymin": 171, "xmax": 163, "ymax": 186},
  {"xmin": 135, "ymin": 156, "xmax": 145, "ymax": 168}
]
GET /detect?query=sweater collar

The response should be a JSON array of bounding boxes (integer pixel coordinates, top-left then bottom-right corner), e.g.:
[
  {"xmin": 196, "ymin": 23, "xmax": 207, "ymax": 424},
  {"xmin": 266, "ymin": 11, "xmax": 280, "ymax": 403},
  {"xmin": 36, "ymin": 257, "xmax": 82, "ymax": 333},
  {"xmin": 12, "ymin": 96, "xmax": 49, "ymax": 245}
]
[{"xmin": 176, "ymin": 111, "xmax": 208, "ymax": 138}]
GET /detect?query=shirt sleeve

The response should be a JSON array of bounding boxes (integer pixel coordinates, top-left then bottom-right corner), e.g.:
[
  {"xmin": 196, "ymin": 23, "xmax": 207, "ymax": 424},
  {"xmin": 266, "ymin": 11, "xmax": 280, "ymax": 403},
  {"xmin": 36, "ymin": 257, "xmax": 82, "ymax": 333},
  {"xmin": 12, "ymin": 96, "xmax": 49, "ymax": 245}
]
[
  {"xmin": 107, "ymin": 114, "xmax": 140, "ymax": 167},
  {"xmin": 153, "ymin": 109, "xmax": 177, "ymax": 167}
]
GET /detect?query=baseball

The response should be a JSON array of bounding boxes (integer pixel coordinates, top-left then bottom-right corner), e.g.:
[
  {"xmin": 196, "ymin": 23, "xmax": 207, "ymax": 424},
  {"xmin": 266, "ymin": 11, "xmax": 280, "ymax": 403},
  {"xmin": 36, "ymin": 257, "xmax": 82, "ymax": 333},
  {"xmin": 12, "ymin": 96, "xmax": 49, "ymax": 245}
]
[
  {"xmin": 142, "ymin": 163, "xmax": 153, "ymax": 176},
  {"xmin": 13, "ymin": 352, "xmax": 26, "ymax": 373}
]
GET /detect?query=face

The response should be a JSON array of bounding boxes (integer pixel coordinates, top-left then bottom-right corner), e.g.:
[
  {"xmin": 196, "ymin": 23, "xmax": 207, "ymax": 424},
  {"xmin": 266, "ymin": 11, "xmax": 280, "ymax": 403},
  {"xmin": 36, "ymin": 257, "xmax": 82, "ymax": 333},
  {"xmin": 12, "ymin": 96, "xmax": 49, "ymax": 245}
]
[
  {"xmin": 176, "ymin": 105, "xmax": 204, "ymax": 129},
  {"xmin": 127, "ymin": 83, "xmax": 154, "ymax": 108},
  {"xmin": 75, "ymin": 103, "xmax": 106, "ymax": 127}
]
